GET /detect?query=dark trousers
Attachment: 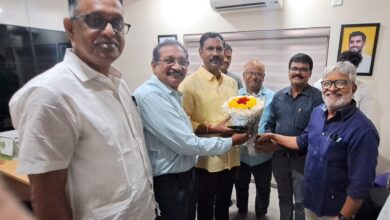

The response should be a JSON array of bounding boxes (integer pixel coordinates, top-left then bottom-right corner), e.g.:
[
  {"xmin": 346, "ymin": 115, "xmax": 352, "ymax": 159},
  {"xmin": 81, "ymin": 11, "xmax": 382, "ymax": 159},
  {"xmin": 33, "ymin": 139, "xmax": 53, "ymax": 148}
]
[
  {"xmin": 196, "ymin": 167, "xmax": 237, "ymax": 220},
  {"xmin": 272, "ymin": 151, "xmax": 306, "ymax": 220},
  {"xmin": 154, "ymin": 168, "xmax": 196, "ymax": 220},
  {"xmin": 235, "ymin": 159, "xmax": 272, "ymax": 216}
]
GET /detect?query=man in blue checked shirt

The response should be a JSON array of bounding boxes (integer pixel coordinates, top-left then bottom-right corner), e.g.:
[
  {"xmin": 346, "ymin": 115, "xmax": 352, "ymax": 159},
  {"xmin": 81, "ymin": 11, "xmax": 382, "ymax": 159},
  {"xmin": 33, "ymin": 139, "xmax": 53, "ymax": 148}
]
[
  {"xmin": 234, "ymin": 59, "xmax": 275, "ymax": 218},
  {"xmin": 133, "ymin": 40, "xmax": 249, "ymax": 220}
]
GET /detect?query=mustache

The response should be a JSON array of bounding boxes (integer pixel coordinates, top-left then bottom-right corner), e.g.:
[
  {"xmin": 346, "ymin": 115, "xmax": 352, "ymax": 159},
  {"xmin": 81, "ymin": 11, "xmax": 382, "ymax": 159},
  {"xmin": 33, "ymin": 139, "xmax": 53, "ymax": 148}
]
[
  {"xmin": 291, "ymin": 74, "xmax": 304, "ymax": 79},
  {"xmin": 167, "ymin": 70, "xmax": 185, "ymax": 77},
  {"xmin": 93, "ymin": 38, "xmax": 119, "ymax": 47},
  {"xmin": 210, "ymin": 57, "xmax": 221, "ymax": 63}
]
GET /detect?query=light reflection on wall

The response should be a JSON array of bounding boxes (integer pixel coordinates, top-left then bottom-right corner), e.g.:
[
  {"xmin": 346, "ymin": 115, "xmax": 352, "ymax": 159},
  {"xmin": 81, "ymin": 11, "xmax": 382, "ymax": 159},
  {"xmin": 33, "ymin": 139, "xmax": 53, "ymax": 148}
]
[{"xmin": 160, "ymin": 0, "xmax": 204, "ymax": 29}]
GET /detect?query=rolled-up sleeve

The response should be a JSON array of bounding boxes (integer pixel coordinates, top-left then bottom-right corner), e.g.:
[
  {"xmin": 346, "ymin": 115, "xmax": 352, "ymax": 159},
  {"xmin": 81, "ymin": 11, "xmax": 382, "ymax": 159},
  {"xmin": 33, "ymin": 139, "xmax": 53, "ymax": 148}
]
[{"xmin": 346, "ymin": 127, "xmax": 379, "ymax": 199}]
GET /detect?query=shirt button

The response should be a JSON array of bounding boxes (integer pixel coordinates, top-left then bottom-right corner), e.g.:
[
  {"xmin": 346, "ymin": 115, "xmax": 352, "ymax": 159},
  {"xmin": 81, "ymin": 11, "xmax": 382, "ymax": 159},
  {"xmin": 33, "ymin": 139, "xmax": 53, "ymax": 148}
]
[{"xmin": 321, "ymin": 132, "xmax": 324, "ymax": 135}]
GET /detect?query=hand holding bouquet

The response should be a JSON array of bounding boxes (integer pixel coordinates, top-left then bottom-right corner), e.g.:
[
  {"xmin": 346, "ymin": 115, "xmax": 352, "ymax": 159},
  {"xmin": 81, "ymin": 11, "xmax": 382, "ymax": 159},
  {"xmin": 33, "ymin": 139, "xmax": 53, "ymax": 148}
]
[{"xmin": 222, "ymin": 95, "xmax": 264, "ymax": 155}]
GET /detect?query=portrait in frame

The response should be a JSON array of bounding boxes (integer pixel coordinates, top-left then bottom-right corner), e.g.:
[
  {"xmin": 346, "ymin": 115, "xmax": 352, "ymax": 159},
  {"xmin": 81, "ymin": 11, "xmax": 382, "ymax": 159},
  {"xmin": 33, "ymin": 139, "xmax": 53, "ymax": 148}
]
[
  {"xmin": 158, "ymin": 34, "xmax": 178, "ymax": 43},
  {"xmin": 337, "ymin": 23, "xmax": 380, "ymax": 76}
]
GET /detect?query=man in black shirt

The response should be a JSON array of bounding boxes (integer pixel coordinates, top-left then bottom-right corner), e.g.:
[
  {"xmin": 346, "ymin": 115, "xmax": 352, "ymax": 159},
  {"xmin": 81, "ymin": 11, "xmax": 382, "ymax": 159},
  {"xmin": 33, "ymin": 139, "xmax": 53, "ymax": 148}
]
[{"xmin": 265, "ymin": 53, "xmax": 323, "ymax": 220}]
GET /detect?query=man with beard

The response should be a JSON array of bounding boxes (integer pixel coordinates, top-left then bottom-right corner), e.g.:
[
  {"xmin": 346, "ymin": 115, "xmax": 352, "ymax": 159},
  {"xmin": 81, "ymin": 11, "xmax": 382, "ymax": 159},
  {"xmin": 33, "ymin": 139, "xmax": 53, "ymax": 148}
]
[
  {"xmin": 179, "ymin": 32, "xmax": 240, "ymax": 220},
  {"xmin": 133, "ymin": 40, "xmax": 248, "ymax": 220},
  {"xmin": 348, "ymin": 31, "xmax": 372, "ymax": 73},
  {"xmin": 265, "ymin": 53, "xmax": 323, "ymax": 220},
  {"xmin": 256, "ymin": 61, "xmax": 379, "ymax": 220},
  {"xmin": 8, "ymin": 0, "xmax": 157, "ymax": 219},
  {"xmin": 220, "ymin": 43, "xmax": 243, "ymax": 89},
  {"xmin": 314, "ymin": 51, "xmax": 373, "ymax": 118}
]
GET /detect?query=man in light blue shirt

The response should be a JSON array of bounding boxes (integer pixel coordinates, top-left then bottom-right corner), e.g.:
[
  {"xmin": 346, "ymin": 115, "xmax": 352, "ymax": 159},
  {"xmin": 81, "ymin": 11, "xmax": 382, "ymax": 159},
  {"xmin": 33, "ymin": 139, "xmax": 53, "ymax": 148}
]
[
  {"xmin": 133, "ymin": 40, "xmax": 248, "ymax": 220},
  {"xmin": 234, "ymin": 59, "xmax": 275, "ymax": 218}
]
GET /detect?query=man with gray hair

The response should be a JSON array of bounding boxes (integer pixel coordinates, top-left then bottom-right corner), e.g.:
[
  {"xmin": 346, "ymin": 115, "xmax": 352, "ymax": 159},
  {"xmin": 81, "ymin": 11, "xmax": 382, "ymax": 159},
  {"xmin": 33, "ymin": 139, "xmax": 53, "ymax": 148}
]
[
  {"xmin": 9, "ymin": 0, "xmax": 156, "ymax": 219},
  {"xmin": 134, "ymin": 40, "xmax": 248, "ymax": 220},
  {"xmin": 256, "ymin": 61, "xmax": 379, "ymax": 220}
]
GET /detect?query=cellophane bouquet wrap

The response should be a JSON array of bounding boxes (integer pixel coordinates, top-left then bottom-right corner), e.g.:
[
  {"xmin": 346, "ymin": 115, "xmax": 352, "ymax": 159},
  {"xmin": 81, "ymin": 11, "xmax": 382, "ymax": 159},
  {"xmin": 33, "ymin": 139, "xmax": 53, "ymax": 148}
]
[{"xmin": 222, "ymin": 95, "xmax": 264, "ymax": 155}]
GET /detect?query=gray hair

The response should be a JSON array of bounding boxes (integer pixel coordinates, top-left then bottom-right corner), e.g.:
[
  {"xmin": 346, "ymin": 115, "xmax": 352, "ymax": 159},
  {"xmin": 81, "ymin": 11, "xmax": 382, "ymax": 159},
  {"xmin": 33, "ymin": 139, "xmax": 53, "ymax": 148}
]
[
  {"xmin": 323, "ymin": 61, "xmax": 356, "ymax": 84},
  {"xmin": 152, "ymin": 40, "xmax": 188, "ymax": 62},
  {"xmin": 68, "ymin": 0, "xmax": 123, "ymax": 16}
]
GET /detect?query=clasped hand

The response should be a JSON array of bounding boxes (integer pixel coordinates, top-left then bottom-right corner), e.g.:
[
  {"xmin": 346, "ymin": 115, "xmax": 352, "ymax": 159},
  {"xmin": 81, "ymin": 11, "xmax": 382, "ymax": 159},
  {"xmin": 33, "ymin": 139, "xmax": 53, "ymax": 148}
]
[{"xmin": 254, "ymin": 133, "xmax": 279, "ymax": 153}]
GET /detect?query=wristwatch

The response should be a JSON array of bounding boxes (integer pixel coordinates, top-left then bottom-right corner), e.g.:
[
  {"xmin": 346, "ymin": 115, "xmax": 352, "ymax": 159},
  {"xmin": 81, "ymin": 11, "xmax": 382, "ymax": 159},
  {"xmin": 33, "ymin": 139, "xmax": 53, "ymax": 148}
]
[{"xmin": 337, "ymin": 213, "xmax": 349, "ymax": 220}]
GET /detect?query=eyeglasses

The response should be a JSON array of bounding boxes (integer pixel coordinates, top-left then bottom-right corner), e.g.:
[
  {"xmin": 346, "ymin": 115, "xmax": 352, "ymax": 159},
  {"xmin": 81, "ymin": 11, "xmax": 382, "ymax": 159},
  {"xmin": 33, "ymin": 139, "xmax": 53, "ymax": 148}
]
[
  {"xmin": 289, "ymin": 67, "xmax": 310, "ymax": 73},
  {"xmin": 244, "ymin": 72, "xmax": 265, "ymax": 78},
  {"xmin": 321, "ymin": 80, "xmax": 350, "ymax": 89},
  {"xmin": 158, "ymin": 58, "xmax": 189, "ymax": 67},
  {"xmin": 71, "ymin": 13, "xmax": 131, "ymax": 34}
]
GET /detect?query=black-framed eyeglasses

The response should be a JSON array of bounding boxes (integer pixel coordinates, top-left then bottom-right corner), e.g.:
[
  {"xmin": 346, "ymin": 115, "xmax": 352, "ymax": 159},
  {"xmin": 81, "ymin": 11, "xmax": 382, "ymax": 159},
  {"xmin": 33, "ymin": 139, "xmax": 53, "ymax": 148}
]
[
  {"xmin": 321, "ymin": 80, "xmax": 350, "ymax": 89},
  {"xmin": 158, "ymin": 58, "xmax": 189, "ymax": 67},
  {"xmin": 289, "ymin": 67, "xmax": 310, "ymax": 73},
  {"xmin": 244, "ymin": 72, "xmax": 265, "ymax": 78},
  {"xmin": 71, "ymin": 13, "xmax": 131, "ymax": 34}
]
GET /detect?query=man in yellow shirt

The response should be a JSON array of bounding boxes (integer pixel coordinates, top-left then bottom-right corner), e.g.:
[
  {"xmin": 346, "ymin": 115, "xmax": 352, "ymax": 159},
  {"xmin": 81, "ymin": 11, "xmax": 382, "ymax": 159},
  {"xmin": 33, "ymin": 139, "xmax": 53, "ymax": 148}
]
[{"xmin": 179, "ymin": 32, "xmax": 239, "ymax": 220}]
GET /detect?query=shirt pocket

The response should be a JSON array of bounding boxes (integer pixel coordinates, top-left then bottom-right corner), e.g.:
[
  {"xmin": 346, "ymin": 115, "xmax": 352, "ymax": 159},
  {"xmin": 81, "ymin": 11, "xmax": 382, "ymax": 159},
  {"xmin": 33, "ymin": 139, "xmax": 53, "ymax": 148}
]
[
  {"xmin": 295, "ymin": 105, "xmax": 311, "ymax": 130},
  {"xmin": 319, "ymin": 135, "xmax": 347, "ymax": 162}
]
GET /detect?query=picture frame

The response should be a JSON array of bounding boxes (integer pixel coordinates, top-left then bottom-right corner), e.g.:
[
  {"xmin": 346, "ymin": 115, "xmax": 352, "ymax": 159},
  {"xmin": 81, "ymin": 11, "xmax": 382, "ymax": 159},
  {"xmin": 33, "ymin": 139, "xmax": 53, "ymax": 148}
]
[
  {"xmin": 337, "ymin": 23, "xmax": 380, "ymax": 76},
  {"xmin": 158, "ymin": 34, "xmax": 178, "ymax": 43}
]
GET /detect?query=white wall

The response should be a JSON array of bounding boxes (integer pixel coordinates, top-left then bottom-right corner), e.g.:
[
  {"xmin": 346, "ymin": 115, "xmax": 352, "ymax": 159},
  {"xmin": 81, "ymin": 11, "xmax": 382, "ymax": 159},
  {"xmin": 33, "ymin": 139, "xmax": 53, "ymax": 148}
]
[
  {"xmin": 0, "ymin": 0, "xmax": 388, "ymax": 173},
  {"xmin": 0, "ymin": 0, "xmax": 67, "ymax": 30},
  {"xmin": 120, "ymin": 0, "xmax": 390, "ymax": 174}
]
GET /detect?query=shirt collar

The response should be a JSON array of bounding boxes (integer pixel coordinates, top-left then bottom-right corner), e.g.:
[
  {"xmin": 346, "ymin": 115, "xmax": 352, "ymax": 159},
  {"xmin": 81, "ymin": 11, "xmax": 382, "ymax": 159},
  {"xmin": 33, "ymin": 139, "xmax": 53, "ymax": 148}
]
[
  {"xmin": 284, "ymin": 84, "xmax": 312, "ymax": 97},
  {"xmin": 64, "ymin": 49, "xmax": 122, "ymax": 83},
  {"xmin": 198, "ymin": 66, "xmax": 224, "ymax": 84},
  {"xmin": 321, "ymin": 99, "xmax": 358, "ymax": 121},
  {"xmin": 150, "ymin": 74, "xmax": 182, "ymax": 96},
  {"xmin": 239, "ymin": 86, "xmax": 266, "ymax": 96}
]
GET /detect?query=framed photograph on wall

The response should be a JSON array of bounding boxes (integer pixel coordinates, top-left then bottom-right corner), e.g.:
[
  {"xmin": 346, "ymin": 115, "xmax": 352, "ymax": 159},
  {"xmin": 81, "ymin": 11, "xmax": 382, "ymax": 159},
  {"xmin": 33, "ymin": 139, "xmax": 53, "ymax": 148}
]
[
  {"xmin": 158, "ymin": 34, "xmax": 177, "ymax": 43},
  {"xmin": 337, "ymin": 23, "xmax": 380, "ymax": 76}
]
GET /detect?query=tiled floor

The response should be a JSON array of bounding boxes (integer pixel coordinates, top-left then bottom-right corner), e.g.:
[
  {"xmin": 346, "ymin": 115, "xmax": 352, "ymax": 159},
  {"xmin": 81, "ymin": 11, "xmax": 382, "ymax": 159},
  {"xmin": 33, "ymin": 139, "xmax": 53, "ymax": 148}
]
[{"xmin": 229, "ymin": 184, "xmax": 280, "ymax": 220}]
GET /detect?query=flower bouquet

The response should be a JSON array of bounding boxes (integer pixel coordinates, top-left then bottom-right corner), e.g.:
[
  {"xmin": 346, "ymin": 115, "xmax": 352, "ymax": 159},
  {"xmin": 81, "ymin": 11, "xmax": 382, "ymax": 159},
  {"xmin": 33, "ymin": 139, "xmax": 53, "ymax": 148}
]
[{"xmin": 222, "ymin": 95, "xmax": 264, "ymax": 155}]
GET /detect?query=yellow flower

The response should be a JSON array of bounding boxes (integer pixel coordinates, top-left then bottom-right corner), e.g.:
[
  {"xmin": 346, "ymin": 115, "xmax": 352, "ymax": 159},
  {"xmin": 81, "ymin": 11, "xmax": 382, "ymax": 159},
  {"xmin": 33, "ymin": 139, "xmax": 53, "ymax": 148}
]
[{"xmin": 228, "ymin": 96, "xmax": 257, "ymax": 110}]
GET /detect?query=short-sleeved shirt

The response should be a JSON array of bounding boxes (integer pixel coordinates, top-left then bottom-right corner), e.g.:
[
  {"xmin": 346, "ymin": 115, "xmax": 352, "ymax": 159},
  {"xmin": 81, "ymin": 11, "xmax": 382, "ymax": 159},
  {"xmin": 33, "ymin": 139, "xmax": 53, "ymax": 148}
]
[
  {"xmin": 296, "ymin": 103, "xmax": 379, "ymax": 216},
  {"xmin": 133, "ymin": 75, "xmax": 232, "ymax": 176},
  {"xmin": 179, "ymin": 66, "xmax": 239, "ymax": 172},
  {"xmin": 9, "ymin": 49, "xmax": 157, "ymax": 220},
  {"xmin": 238, "ymin": 86, "xmax": 275, "ymax": 166}
]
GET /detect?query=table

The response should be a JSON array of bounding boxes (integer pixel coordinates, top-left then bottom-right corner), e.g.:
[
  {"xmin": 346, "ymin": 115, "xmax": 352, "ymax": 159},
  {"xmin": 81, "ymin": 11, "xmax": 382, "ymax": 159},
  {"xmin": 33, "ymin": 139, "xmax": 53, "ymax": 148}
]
[{"xmin": 0, "ymin": 160, "xmax": 30, "ymax": 201}]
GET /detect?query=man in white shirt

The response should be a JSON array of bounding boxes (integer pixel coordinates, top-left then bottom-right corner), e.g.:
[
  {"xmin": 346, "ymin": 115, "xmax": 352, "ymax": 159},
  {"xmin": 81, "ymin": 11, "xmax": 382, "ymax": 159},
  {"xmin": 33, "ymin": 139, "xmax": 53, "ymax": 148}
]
[
  {"xmin": 348, "ymin": 31, "xmax": 372, "ymax": 73},
  {"xmin": 8, "ymin": 0, "xmax": 157, "ymax": 219}
]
